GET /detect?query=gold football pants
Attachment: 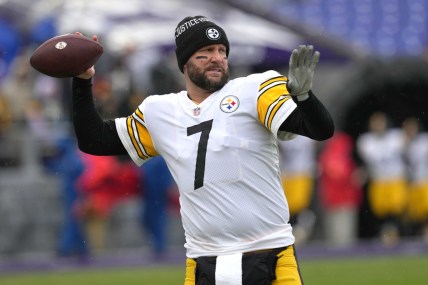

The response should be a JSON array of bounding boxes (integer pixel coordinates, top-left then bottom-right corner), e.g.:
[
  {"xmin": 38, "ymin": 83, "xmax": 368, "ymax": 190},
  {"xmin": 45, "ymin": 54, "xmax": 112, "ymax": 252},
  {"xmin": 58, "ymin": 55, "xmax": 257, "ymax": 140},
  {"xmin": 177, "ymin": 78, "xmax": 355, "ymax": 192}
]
[{"xmin": 368, "ymin": 179, "xmax": 407, "ymax": 218}]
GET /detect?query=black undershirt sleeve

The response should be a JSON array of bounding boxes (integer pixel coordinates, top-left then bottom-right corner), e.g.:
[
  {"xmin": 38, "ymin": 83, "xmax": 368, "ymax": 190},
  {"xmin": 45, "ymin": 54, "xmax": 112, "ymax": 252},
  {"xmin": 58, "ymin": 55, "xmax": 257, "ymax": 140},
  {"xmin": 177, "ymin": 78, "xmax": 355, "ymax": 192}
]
[
  {"xmin": 279, "ymin": 90, "xmax": 335, "ymax": 140},
  {"xmin": 72, "ymin": 77, "xmax": 127, "ymax": 155}
]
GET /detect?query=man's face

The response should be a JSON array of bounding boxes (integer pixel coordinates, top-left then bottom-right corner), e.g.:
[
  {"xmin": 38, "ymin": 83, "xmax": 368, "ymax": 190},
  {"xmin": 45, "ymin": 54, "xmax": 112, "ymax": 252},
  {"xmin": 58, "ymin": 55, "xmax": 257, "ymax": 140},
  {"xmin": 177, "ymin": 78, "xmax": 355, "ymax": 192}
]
[
  {"xmin": 369, "ymin": 112, "xmax": 387, "ymax": 134},
  {"xmin": 185, "ymin": 44, "xmax": 229, "ymax": 92}
]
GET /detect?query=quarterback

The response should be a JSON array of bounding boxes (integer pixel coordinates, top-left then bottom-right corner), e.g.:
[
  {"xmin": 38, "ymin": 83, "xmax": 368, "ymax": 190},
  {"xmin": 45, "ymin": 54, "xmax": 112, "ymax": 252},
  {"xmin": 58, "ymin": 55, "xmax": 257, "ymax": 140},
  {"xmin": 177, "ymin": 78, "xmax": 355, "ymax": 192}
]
[{"xmin": 72, "ymin": 16, "xmax": 334, "ymax": 285}]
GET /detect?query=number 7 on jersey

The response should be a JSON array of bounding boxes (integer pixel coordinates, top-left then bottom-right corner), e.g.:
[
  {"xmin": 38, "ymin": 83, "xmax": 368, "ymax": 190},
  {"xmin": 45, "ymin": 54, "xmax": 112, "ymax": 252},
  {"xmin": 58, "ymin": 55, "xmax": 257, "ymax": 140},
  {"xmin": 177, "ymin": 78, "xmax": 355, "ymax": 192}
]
[{"xmin": 187, "ymin": 119, "xmax": 213, "ymax": 190}]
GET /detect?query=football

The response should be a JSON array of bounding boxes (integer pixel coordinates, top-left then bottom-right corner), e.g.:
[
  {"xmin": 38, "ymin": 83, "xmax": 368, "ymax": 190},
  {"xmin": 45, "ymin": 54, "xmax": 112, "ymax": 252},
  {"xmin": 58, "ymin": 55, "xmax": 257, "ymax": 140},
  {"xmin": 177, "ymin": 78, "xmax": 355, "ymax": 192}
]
[{"xmin": 30, "ymin": 34, "xmax": 103, "ymax": 78}]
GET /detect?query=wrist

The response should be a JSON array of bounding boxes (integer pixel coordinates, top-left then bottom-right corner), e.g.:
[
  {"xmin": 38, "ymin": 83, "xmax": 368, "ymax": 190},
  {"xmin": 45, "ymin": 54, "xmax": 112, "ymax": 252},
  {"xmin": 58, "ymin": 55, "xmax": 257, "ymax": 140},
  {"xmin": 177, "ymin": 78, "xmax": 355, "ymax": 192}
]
[
  {"xmin": 75, "ymin": 74, "xmax": 93, "ymax": 80},
  {"xmin": 73, "ymin": 76, "xmax": 92, "ymax": 83},
  {"xmin": 73, "ymin": 77, "xmax": 93, "ymax": 91},
  {"xmin": 296, "ymin": 92, "xmax": 309, "ymax": 101}
]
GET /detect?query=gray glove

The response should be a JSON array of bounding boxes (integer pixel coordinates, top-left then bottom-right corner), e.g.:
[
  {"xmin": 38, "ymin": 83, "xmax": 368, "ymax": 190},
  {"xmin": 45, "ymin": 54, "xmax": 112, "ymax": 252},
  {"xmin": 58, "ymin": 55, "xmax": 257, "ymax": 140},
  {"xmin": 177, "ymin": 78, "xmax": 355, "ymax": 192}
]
[{"xmin": 287, "ymin": 45, "xmax": 320, "ymax": 99}]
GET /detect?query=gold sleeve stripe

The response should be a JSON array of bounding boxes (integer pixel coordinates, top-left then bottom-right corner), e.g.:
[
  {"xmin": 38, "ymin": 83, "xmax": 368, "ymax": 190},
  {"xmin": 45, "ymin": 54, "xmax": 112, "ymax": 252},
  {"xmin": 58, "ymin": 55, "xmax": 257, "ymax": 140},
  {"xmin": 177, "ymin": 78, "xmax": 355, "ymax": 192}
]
[
  {"xmin": 265, "ymin": 95, "xmax": 290, "ymax": 129},
  {"xmin": 126, "ymin": 116, "xmax": 157, "ymax": 160},
  {"xmin": 132, "ymin": 107, "xmax": 145, "ymax": 126},
  {"xmin": 128, "ymin": 107, "xmax": 157, "ymax": 158},
  {"xmin": 132, "ymin": 113, "xmax": 145, "ymax": 126},
  {"xmin": 259, "ymin": 76, "xmax": 287, "ymax": 92},
  {"xmin": 258, "ymin": 80, "xmax": 288, "ymax": 99},
  {"xmin": 257, "ymin": 80, "xmax": 289, "ymax": 127},
  {"xmin": 133, "ymin": 119, "xmax": 158, "ymax": 157},
  {"xmin": 132, "ymin": 109, "xmax": 158, "ymax": 157},
  {"xmin": 126, "ymin": 117, "xmax": 149, "ymax": 160}
]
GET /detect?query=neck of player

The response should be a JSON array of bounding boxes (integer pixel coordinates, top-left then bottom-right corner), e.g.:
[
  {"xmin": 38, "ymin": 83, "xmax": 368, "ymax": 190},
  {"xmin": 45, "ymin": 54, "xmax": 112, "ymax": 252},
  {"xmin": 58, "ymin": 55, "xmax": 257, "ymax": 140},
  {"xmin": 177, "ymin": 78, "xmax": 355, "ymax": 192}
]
[{"xmin": 185, "ymin": 78, "xmax": 213, "ymax": 105}]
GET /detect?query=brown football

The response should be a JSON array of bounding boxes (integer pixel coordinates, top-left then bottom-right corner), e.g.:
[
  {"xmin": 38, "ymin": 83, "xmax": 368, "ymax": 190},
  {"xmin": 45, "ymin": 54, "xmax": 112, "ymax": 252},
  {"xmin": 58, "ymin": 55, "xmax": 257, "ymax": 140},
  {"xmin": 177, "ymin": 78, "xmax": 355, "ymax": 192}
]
[{"xmin": 30, "ymin": 34, "xmax": 103, "ymax": 78}]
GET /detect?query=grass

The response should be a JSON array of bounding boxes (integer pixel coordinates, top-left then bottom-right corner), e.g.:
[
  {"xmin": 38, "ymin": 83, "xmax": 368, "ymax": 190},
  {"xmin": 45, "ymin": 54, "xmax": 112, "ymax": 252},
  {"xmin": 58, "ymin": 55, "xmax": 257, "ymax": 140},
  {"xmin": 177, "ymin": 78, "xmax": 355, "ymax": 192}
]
[
  {"xmin": 0, "ymin": 255, "xmax": 427, "ymax": 285},
  {"xmin": 301, "ymin": 255, "xmax": 428, "ymax": 285},
  {"xmin": 0, "ymin": 266, "xmax": 184, "ymax": 285}
]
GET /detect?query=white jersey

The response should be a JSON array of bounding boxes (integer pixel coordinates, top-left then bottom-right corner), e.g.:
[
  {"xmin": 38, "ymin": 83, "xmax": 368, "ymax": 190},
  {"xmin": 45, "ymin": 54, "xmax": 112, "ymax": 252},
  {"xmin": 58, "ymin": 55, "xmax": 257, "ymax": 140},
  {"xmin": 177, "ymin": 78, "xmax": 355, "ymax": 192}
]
[
  {"xmin": 116, "ymin": 70, "xmax": 297, "ymax": 257},
  {"xmin": 279, "ymin": 135, "xmax": 316, "ymax": 175},
  {"xmin": 406, "ymin": 133, "xmax": 428, "ymax": 183},
  {"xmin": 357, "ymin": 129, "xmax": 406, "ymax": 179}
]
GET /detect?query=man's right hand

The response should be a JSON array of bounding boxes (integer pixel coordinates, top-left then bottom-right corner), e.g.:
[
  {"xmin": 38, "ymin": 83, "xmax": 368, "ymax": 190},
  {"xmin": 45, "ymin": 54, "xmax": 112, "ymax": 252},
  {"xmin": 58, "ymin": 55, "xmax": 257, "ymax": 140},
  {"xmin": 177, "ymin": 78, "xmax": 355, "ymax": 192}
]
[{"xmin": 76, "ymin": 66, "xmax": 95, "ymax": 79}]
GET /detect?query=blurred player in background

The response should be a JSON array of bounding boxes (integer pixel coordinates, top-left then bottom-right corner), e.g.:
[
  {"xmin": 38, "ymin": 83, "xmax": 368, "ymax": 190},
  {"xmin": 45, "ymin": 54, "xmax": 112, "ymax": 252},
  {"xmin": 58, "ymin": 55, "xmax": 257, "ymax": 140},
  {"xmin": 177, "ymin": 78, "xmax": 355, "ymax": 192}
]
[
  {"xmin": 357, "ymin": 111, "xmax": 407, "ymax": 246},
  {"xmin": 76, "ymin": 153, "xmax": 139, "ymax": 254},
  {"xmin": 139, "ymin": 155, "xmax": 175, "ymax": 258},
  {"xmin": 0, "ymin": 94, "xmax": 12, "ymax": 137},
  {"xmin": 71, "ymin": 16, "xmax": 334, "ymax": 285},
  {"xmin": 43, "ymin": 135, "xmax": 89, "ymax": 259},
  {"xmin": 318, "ymin": 131, "xmax": 362, "ymax": 247},
  {"xmin": 278, "ymin": 135, "xmax": 316, "ymax": 245},
  {"xmin": 402, "ymin": 117, "xmax": 428, "ymax": 241}
]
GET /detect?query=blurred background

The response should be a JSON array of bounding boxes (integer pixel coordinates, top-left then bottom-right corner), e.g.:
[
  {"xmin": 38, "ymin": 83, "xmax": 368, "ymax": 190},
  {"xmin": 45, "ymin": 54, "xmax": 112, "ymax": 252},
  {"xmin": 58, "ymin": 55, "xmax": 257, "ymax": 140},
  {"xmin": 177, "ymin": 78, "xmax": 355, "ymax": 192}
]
[{"xmin": 1, "ymin": 0, "xmax": 428, "ymax": 274}]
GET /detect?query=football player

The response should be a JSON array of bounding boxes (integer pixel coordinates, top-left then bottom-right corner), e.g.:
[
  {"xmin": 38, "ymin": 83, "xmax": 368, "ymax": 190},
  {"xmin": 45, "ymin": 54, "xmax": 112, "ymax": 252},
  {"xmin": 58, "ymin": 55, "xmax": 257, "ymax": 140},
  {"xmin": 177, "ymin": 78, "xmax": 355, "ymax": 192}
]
[
  {"xmin": 72, "ymin": 16, "xmax": 334, "ymax": 285},
  {"xmin": 357, "ymin": 112, "xmax": 407, "ymax": 246},
  {"xmin": 402, "ymin": 117, "xmax": 428, "ymax": 240}
]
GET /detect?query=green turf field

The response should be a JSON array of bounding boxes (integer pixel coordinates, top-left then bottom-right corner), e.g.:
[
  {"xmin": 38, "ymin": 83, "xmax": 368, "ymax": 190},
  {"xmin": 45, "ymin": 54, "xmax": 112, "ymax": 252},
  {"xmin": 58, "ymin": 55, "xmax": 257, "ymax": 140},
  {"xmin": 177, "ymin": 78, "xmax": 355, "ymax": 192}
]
[{"xmin": 0, "ymin": 255, "xmax": 427, "ymax": 285}]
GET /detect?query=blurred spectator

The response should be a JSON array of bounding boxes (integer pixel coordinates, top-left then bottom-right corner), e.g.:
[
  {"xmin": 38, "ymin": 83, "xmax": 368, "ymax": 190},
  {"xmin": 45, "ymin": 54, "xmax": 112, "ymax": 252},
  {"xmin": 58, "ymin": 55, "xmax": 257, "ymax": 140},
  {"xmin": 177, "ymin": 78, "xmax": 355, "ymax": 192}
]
[
  {"xmin": 43, "ymin": 135, "xmax": 89, "ymax": 259},
  {"xmin": 76, "ymin": 154, "xmax": 139, "ymax": 253},
  {"xmin": 126, "ymin": 47, "xmax": 164, "ymax": 94},
  {"xmin": 0, "ymin": 92, "xmax": 11, "ymax": 136},
  {"xmin": 402, "ymin": 117, "xmax": 428, "ymax": 241},
  {"xmin": 25, "ymin": 98, "xmax": 51, "ymax": 139},
  {"xmin": 110, "ymin": 52, "xmax": 134, "ymax": 100},
  {"xmin": 139, "ymin": 156, "xmax": 175, "ymax": 258},
  {"xmin": 1, "ymin": 54, "xmax": 33, "ymax": 123},
  {"xmin": 0, "ymin": 92, "xmax": 12, "ymax": 166},
  {"xmin": 33, "ymin": 73, "xmax": 62, "ymax": 121},
  {"xmin": 318, "ymin": 131, "xmax": 362, "ymax": 247},
  {"xmin": 92, "ymin": 77, "xmax": 119, "ymax": 119},
  {"xmin": 278, "ymin": 135, "xmax": 316, "ymax": 244},
  {"xmin": 118, "ymin": 89, "xmax": 146, "ymax": 117},
  {"xmin": 357, "ymin": 112, "xmax": 408, "ymax": 246},
  {"xmin": 0, "ymin": 18, "xmax": 21, "ymax": 81}
]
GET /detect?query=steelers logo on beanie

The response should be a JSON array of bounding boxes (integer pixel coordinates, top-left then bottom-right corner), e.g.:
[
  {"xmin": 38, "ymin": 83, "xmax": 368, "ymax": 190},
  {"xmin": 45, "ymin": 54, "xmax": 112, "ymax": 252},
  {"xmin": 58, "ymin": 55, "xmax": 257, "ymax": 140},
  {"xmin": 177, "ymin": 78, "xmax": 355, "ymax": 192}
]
[{"xmin": 175, "ymin": 16, "xmax": 230, "ymax": 73}]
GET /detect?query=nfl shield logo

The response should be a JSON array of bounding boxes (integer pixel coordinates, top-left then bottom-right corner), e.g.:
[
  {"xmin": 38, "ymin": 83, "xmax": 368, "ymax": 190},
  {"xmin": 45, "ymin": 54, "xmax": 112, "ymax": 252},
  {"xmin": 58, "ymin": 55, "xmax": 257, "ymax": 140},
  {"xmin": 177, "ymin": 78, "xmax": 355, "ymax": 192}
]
[{"xmin": 193, "ymin": 107, "xmax": 201, "ymax": 116}]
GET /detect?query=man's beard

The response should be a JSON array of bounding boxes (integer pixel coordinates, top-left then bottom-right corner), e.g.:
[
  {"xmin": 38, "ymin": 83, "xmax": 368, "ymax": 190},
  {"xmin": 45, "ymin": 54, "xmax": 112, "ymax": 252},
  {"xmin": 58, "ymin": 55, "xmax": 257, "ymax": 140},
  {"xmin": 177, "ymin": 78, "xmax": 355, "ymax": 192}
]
[{"xmin": 187, "ymin": 61, "xmax": 229, "ymax": 92}]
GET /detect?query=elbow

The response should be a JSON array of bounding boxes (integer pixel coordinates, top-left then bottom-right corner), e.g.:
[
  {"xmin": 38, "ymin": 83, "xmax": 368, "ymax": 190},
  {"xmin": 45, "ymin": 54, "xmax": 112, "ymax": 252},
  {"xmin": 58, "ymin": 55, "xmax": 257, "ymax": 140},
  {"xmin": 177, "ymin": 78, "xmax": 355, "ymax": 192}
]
[
  {"xmin": 313, "ymin": 121, "xmax": 335, "ymax": 141},
  {"xmin": 77, "ymin": 144, "xmax": 91, "ymax": 154},
  {"xmin": 322, "ymin": 127, "xmax": 335, "ymax": 141},
  {"xmin": 77, "ymin": 141, "xmax": 97, "ymax": 155},
  {"xmin": 324, "ymin": 123, "xmax": 335, "ymax": 140}
]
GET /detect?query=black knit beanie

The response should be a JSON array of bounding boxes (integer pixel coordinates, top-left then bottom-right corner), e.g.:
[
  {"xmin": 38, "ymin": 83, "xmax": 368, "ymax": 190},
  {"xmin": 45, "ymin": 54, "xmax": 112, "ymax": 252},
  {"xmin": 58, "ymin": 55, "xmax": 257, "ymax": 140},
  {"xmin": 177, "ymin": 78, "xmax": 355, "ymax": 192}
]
[{"xmin": 175, "ymin": 16, "xmax": 230, "ymax": 73}]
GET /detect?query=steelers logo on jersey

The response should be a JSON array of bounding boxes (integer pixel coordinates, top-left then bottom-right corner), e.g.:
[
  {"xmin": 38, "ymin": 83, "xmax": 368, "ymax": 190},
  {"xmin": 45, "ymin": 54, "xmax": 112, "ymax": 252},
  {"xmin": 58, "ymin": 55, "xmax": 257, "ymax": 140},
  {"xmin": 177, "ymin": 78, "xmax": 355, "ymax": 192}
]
[
  {"xmin": 220, "ymin": 95, "xmax": 239, "ymax": 113},
  {"xmin": 206, "ymin": 28, "xmax": 221, "ymax": 40}
]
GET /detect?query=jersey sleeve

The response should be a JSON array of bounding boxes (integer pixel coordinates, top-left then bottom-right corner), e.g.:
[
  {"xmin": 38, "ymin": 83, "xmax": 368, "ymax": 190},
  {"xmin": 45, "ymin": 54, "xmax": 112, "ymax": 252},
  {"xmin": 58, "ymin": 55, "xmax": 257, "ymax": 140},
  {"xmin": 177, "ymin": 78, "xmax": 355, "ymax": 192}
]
[
  {"xmin": 256, "ymin": 70, "xmax": 297, "ymax": 140},
  {"xmin": 115, "ymin": 100, "xmax": 158, "ymax": 166}
]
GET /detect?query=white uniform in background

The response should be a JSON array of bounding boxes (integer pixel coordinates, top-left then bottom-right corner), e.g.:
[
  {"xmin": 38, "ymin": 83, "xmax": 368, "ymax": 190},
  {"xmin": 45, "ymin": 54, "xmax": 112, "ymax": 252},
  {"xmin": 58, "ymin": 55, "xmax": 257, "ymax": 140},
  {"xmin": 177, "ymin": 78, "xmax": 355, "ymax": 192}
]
[
  {"xmin": 357, "ymin": 129, "xmax": 406, "ymax": 180},
  {"xmin": 278, "ymin": 135, "xmax": 316, "ymax": 244},
  {"xmin": 407, "ymin": 132, "xmax": 428, "ymax": 184},
  {"xmin": 278, "ymin": 136, "xmax": 316, "ymax": 216},
  {"xmin": 279, "ymin": 135, "xmax": 316, "ymax": 177},
  {"xmin": 116, "ymin": 70, "xmax": 298, "ymax": 258},
  {"xmin": 406, "ymin": 132, "xmax": 428, "ymax": 224},
  {"xmin": 357, "ymin": 129, "xmax": 408, "ymax": 218}
]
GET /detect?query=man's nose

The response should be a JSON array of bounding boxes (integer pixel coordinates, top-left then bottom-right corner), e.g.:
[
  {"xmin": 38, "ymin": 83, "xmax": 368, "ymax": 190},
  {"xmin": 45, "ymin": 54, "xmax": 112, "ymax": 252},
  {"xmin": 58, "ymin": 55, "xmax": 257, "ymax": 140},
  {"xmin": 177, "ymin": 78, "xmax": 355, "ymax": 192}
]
[{"xmin": 210, "ymin": 51, "xmax": 224, "ymax": 62}]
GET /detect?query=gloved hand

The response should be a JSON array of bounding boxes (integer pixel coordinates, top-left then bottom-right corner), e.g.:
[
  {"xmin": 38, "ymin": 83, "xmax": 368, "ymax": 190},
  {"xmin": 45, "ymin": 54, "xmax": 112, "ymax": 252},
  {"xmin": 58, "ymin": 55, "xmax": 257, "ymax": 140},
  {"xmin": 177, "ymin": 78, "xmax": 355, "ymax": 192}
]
[{"xmin": 287, "ymin": 45, "xmax": 320, "ymax": 99}]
